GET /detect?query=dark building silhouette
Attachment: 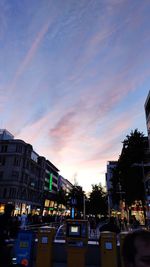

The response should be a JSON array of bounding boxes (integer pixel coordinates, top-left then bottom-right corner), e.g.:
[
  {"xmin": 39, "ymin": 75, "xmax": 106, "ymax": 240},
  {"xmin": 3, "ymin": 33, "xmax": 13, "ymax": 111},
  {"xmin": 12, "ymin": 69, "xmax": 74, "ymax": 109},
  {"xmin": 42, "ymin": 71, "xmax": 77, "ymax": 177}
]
[{"xmin": 0, "ymin": 129, "xmax": 60, "ymax": 214}]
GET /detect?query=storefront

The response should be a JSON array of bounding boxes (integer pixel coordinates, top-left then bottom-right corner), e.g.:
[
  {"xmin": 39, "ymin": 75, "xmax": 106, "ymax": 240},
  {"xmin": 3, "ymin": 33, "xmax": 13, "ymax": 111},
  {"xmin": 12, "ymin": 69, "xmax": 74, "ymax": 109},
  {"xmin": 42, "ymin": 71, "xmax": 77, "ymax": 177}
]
[{"xmin": 131, "ymin": 200, "xmax": 145, "ymax": 225}]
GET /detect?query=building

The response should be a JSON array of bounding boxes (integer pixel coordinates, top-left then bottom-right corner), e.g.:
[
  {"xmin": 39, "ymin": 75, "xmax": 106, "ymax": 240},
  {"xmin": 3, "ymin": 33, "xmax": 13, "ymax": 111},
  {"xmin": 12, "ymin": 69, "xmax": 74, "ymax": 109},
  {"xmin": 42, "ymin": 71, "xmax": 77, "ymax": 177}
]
[
  {"xmin": 58, "ymin": 175, "xmax": 73, "ymax": 193},
  {"xmin": 56, "ymin": 175, "xmax": 74, "ymax": 215},
  {"xmin": 106, "ymin": 161, "xmax": 118, "ymax": 215},
  {"xmin": 145, "ymin": 90, "xmax": 150, "ymax": 147},
  {"xmin": 43, "ymin": 160, "xmax": 60, "ymax": 214},
  {"xmin": 0, "ymin": 130, "xmax": 46, "ymax": 214},
  {"xmin": 0, "ymin": 129, "xmax": 14, "ymax": 140},
  {"xmin": 144, "ymin": 91, "xmax": 150, "ymax": 221},
  {"xmin": 0, "ymin": 129, "xmax": 62, "ymax": 215}
]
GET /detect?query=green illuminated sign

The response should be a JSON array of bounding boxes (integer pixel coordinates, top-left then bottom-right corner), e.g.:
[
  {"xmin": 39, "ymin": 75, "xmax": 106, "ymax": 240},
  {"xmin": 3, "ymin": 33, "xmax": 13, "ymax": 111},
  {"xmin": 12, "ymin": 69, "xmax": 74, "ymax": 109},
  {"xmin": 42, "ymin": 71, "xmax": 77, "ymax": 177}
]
[{"xmin": 49, "ymin": 173, "xmax": 53, "ymax": 191}]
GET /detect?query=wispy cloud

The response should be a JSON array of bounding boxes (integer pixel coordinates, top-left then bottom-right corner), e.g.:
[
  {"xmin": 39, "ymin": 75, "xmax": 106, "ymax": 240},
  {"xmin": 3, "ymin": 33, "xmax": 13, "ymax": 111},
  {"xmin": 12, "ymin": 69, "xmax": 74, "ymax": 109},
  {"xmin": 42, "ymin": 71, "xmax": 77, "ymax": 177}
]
[{"xmin": 8, "ymin": 17, "xmax": 54, "ymax": 94}]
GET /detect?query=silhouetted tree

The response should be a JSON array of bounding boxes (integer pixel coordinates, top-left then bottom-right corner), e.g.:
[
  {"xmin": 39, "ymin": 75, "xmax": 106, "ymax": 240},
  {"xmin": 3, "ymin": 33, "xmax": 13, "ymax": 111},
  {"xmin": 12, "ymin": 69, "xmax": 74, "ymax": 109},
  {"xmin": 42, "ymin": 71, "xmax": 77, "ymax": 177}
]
[
  {"xmin": 67, "ymin": 186, "xmax": 85, "ymax": 214},
  {"xmin": 88, "ymin": 184, "xmax": 108, "ymax": 216},
  {"xmin": 111, "ymin": 129, "xmax": 147, "ymax": 207}
]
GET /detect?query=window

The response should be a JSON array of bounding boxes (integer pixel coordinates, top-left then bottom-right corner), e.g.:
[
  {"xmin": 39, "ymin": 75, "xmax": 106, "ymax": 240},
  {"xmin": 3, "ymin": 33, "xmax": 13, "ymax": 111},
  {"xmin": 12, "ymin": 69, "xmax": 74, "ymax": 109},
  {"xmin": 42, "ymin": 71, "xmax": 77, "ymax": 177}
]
[
  {"xmin": 0, "ymin": 171, "xmax": 3, "ymax": 179},
  {"xmin": 1, "ymin": 145, "xmax": 7, "ymax": 153},
  {"xmin": 16, "ymin": 144, "xmax": 22, "ymax": 153},
  {"xmin": 53, "ymin": 177, "xmax": 58, "ymax": 184},
  {"xmin": 24, "ymin": 174, "xmax": 29, "ymax": 184},
  {"xmin": 3, "ymin": 188, "xmax": 7, "ymax": 198},
  {"xmin": 30, "ymin": 180, "xmax": 36, "ymax": 187},
  {"xmin": 52, "ymin": 184, "xmax": 57, "ymax": 191},
  {"xmin": 9, "ymin": 188, "xmax": 16, "ymax": 198},
  {"xmin": 26, "ymin": 160, "xmax": 29, "ymax": 169},
  {"xmin": 30, "ymin": 163, "xmax": 34, "ymax": 172},
  {"xmin": 14, "ymin": 157, "xmax": 21, "ymax": 166},
  {"xmin": 0, "ymin": 156, "xmax": 5, "ymax": 166},
  {"xmin": 12, "ymin": 171, "xmax": 19, "ymax": 179}
]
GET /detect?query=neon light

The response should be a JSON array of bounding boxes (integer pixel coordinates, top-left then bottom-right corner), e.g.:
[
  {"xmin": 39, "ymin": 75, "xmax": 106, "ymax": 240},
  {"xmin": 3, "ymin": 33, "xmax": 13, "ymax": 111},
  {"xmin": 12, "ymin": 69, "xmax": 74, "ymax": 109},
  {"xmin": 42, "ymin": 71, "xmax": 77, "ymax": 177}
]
[
  {"xmin": 49, "ymin": 173, "xmax": 53, "ymax": 191},
  {"xmin": 71, "ymin": 207, "xmax": 75, "ymax": 219}
]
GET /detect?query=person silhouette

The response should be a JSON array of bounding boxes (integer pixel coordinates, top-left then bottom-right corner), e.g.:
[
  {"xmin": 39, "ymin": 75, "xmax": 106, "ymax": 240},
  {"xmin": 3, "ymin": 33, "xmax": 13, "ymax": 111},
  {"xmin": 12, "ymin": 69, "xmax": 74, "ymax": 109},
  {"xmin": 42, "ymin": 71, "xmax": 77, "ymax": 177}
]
[
  {"xmin": 99, "ymin": 216, "xmax": 120, "ymax": 234},
  {"xmin": 122, "ymin": 229, "xmax": 150, "ymax": 267},
  {"xmin": 0, "ymin": 204, "xmax": 15, "ymax": 266}
]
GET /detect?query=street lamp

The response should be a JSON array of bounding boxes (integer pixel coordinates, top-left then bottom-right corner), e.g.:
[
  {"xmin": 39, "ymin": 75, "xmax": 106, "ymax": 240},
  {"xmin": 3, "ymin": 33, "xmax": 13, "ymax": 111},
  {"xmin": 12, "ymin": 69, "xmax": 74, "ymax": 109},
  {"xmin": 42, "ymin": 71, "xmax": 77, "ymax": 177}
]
[{"xmin": 83, "ymin": 195, "xmax": 86, "ymax": 219}]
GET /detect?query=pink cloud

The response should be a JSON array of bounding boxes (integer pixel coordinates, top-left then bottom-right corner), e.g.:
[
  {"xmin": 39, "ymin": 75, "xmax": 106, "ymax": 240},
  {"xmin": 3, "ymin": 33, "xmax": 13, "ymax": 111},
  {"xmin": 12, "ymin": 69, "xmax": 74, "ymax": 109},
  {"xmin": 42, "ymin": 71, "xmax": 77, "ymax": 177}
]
[
  {"xmin": 49, "ymin": 111, "xmax": 78, "ymax": 150},
  {"xmin": 41, "ymin": 64, "xmax": 149, "ymax": 159}
]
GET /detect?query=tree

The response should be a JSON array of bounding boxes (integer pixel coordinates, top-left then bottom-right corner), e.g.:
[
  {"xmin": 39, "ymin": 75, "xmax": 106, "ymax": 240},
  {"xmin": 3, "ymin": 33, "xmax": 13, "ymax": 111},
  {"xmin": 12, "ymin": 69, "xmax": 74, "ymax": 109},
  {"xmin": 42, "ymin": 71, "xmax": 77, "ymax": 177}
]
[
  {"xmin": 120, "ymin": 129, "xmax": 146, "ymax": 165},
  {"xmin": 88, "ymin": 183, "xmax": 108, "ymax": 216},
  {"xmin": 111, "ymin": 129, "xmax": 147, "ymax": 207},
  {"xmin": 67, "ymin": 186, "xmax": 85, "ymax": 214}
]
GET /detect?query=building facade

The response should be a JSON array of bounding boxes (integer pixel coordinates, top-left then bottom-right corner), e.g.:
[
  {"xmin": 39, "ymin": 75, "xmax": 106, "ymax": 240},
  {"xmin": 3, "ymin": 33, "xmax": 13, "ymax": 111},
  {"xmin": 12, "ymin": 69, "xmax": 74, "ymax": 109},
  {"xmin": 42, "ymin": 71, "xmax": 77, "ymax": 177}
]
[
  {"xmin": 58, "ymin": 175, "xmax": 73, "ymax": 193},
  {"xmin": 0, "ymin": 131, "xmax": 46, "ymax": 214},
  {"xmin": 145, "ymin": 90, "xmax": 150, "ymax": 147},
  {"xmin": 0, "ymin": 129, "xmax": 63, "ymax": 215},
  {"xmin": 144, "ymin": 91, "xmax": 150, "ymax": 221},
  {"xmin": 43, "ymin": 160, "xmax": 59, "ymax": 214}
]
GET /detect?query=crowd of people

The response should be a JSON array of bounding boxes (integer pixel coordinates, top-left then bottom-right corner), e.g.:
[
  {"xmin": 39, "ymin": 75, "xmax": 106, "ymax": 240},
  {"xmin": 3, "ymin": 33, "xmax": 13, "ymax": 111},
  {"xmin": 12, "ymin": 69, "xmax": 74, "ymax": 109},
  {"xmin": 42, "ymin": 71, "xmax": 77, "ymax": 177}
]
[
  {"xmin": 0, "ymin": 204, "xmax": 149, "ymax": 267},
  {"xmin": 0, "ymin": 207, "xmax": 146, "ymax": 242},
  {"xmin": 98, "ymin": 215, "xmax": 141, "ymax": 234}
]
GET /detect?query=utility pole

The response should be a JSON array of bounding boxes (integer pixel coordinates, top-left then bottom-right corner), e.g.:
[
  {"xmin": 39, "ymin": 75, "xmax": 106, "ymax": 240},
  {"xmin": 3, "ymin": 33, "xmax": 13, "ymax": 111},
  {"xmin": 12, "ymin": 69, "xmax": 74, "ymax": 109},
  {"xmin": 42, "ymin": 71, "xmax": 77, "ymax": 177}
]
[{"xmin": 83, "ymin": 195, "xmax": 86, "ymax": 219}]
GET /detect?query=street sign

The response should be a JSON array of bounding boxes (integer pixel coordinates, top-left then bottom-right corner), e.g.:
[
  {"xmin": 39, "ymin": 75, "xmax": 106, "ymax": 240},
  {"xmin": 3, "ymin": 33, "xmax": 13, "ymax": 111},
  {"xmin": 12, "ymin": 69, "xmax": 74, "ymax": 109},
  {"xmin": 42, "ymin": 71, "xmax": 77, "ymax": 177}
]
[{"xmin": 71, "ymin": 198, "xmax": 77, "ymax": 206}]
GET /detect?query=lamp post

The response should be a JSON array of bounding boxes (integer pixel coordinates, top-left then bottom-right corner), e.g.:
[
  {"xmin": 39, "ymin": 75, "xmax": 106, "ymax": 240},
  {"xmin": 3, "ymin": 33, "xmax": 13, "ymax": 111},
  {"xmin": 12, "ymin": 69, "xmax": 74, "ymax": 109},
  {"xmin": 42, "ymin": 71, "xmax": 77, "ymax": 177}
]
[
  {"xmin": 116, "ymin": 181, "xmax": 125, "ymax": 219},
  {"xmin": 83, "ymin": 195, "xmax": 86, "ymax": 219}
]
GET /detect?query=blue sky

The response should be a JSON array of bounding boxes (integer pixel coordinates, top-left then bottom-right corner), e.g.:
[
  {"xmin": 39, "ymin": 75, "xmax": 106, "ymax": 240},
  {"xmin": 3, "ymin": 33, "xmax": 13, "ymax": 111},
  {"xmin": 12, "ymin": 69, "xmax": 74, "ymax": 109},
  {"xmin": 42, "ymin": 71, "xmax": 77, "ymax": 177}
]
[{"xmin": 0, "ymin": 0, "xmax": 150, "ymax": 192}]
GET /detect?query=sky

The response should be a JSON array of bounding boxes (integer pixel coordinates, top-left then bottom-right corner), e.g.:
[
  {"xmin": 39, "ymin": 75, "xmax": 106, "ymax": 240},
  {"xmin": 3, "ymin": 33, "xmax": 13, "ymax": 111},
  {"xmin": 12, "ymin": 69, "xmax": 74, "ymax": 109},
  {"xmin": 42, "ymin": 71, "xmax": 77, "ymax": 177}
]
[{"xmin": 0, "ymin": 0, "xmax": 150, "ymax": 193}]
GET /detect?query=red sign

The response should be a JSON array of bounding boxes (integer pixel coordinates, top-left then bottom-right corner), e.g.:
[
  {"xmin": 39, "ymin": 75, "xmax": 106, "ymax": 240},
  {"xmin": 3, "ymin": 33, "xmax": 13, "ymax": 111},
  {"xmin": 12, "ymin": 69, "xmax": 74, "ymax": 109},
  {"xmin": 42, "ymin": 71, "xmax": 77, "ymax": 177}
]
[{"xmin": 21, "ymin": 258, "xmax": 28, "ymax": 266}]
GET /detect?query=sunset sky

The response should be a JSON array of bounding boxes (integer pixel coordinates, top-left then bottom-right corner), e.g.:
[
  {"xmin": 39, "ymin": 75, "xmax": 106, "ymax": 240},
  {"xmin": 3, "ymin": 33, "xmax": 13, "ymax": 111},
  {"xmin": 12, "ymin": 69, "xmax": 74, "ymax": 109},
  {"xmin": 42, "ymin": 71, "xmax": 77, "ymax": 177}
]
[{"xmin": 1, "ymin": 0, "xmax": 150, "ymax": 192}]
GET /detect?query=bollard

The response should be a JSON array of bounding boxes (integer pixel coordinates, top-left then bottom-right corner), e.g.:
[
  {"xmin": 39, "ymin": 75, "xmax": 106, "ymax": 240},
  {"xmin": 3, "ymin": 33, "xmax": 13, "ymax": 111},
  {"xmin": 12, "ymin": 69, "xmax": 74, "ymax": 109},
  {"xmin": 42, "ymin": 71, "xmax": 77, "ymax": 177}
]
[
  {"xmin": 36, "ymin": 227, "xmax": 55, "ymax": 267},
  {"xmin": 100, "ymin": 231, "xmax": 118, "ymax": 267},
  {"xmin": 119, "ymin": 231, "xmax": 128, "ymax": 267},
  {"xmin": 13, "ymin": 230, "xmax": 35, "ymax": 267},
  {"xmin": 66, "ymin": 219, "xmax": 88, "ymax": 267}
]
